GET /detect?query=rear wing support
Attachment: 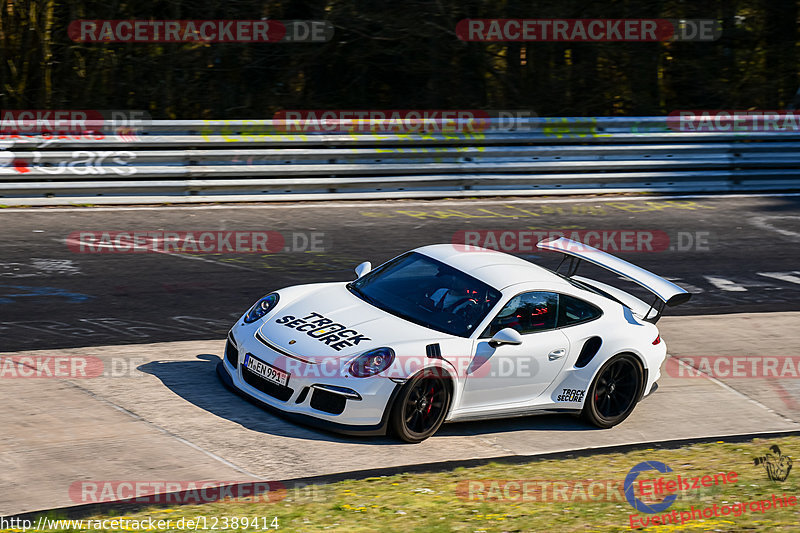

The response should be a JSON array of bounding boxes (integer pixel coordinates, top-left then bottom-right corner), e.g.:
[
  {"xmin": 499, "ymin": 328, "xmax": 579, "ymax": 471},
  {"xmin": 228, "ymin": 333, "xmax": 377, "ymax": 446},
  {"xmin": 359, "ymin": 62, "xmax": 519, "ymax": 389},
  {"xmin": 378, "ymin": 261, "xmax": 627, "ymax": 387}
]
[
  {"xmin": 538, "ymin": 237, "xmax": 691, "ymax": 323},
  {"xmin": 644, "ymin": 296, "xmax": 665, "ymax": 323},
  {"xmin": 556, "ymin": 254, "xmax": 582, "ymax": 277}
]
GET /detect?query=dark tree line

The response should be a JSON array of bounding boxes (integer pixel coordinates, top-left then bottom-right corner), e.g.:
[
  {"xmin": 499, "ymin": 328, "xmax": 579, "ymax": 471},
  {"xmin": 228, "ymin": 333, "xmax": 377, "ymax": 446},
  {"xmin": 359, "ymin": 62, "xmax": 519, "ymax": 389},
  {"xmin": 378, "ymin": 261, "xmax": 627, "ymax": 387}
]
[{"xmin": 1, "ymin": 0, "xmax": 797, "ymax": 117}]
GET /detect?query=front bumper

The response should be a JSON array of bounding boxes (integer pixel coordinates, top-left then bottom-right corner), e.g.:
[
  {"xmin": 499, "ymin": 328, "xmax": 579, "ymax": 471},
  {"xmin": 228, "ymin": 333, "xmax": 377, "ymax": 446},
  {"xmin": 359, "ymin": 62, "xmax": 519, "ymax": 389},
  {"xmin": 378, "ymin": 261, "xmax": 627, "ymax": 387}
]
[{"xmin": 217, "ymin": 327, "xmax": 401, "ymax": 436}]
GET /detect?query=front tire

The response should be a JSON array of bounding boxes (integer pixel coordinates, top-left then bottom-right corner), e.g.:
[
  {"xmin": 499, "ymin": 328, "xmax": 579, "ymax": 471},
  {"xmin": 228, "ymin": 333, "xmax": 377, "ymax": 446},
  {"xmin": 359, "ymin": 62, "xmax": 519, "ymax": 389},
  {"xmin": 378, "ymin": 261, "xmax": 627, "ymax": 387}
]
[
  {"xmin": 581, "ymin": 353, "xmax": 643, "ymax": 428},
  {"xmin": 389, "ymin": 369, "xmax": 451, "ymax": 443}
]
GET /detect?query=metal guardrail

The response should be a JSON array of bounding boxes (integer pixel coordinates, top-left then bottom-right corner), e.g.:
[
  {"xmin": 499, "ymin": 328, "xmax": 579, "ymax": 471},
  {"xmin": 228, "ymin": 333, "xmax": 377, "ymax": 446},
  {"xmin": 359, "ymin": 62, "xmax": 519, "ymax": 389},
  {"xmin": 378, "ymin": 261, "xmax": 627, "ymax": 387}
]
[{"xmin": 1, "ymin": 116, "xmax": 799, "ymax": 205}]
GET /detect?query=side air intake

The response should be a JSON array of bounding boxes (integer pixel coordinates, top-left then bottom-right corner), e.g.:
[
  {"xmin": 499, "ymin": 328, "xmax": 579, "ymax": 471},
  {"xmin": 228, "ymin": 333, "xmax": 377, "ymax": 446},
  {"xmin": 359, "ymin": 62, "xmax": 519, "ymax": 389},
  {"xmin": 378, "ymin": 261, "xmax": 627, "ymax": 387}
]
[
  {"xmin": 426, "ymin": 343, "xmax": 442, "ymax": 359},
  {"xmin": 575, "ymin": 337, "xmax": 602, "ymax": 368}
]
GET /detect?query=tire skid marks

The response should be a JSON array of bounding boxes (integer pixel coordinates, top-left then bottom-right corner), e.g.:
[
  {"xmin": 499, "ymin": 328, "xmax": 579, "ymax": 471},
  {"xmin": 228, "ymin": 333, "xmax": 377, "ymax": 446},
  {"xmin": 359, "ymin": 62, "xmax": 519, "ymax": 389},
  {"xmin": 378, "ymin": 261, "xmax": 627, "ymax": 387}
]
[{"xmin": 0, "ymin": 315, "xmax": 237, "ymax": 343}]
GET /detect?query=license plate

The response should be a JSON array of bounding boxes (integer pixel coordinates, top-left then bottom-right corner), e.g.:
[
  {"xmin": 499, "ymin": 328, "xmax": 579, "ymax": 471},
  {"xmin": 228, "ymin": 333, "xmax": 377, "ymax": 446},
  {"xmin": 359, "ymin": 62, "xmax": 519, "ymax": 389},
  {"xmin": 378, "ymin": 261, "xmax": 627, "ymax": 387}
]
[{"xmin": 244, "ymin": 354, "xmax": 289, "ymax": 387}]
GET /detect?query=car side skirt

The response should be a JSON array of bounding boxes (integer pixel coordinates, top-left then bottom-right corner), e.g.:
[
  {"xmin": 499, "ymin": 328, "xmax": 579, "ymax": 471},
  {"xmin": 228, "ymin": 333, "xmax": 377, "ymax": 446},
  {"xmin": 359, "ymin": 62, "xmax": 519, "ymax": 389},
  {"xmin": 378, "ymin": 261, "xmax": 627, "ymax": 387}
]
[{"xmin": 448, "ymin": 406, "xmax": 582, "ymax": 423}]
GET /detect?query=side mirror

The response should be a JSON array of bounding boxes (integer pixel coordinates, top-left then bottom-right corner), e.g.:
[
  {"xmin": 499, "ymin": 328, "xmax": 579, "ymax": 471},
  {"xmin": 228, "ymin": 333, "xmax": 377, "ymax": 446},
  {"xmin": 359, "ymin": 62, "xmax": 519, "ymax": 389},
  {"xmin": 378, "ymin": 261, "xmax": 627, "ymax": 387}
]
[
  {"xmin": 489, "ymin": 327, "xmax": 523, "ymax": 348},
  {"xmin": 354, "ymin": 261, "xmax": 372, "ymax": 278}
]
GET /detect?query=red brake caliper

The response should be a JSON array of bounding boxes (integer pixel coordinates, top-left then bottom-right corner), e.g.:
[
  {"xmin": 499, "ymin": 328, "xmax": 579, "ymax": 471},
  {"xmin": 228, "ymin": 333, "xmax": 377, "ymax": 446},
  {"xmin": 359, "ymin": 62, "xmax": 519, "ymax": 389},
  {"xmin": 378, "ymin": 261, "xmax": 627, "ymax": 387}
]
[{"xmin": 426, "ymin": 386, "xmax": 434, "ymax": 415}]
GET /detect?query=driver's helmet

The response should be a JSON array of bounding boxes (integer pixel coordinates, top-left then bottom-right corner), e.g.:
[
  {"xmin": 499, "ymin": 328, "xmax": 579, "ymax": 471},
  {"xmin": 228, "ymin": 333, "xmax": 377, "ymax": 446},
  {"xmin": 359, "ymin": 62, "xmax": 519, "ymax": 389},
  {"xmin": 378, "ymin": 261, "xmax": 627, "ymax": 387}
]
[
  {"xmin": 496, "ymin": 295, "xmax": 521, "ymax": 318},
  {"xmin": 492, "ymin": 296, "xmax": 522, "ymax": 331}
]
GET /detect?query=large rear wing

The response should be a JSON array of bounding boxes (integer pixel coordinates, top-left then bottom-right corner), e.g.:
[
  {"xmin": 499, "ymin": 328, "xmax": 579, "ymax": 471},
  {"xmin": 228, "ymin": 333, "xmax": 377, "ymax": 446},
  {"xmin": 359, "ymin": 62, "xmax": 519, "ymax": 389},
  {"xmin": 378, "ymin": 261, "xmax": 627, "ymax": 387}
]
[{"xmin": 537, "ymin": 237, "xmax": 691, "ymax": 321}]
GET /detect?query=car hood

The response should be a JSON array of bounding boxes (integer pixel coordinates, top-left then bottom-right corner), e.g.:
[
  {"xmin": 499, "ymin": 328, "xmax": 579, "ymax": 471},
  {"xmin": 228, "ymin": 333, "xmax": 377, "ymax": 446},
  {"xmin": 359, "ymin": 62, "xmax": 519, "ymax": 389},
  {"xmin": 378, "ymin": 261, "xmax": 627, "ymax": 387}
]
[{"xmin": 258, "ymin": 283, "xmax": 448, "ymax": 362}]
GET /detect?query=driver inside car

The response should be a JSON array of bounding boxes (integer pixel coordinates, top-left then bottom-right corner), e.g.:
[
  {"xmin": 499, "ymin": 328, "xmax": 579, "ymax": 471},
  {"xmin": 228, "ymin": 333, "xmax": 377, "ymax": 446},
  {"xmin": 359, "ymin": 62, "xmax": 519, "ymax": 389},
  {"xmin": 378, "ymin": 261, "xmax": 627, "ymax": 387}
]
[
  {"xmin": 428, "ymin": 273, "xmax": 474, "ymax": 311},
  {"xmin": 423, "ymin": 274, "xmax": 488, "ymax": 332}
]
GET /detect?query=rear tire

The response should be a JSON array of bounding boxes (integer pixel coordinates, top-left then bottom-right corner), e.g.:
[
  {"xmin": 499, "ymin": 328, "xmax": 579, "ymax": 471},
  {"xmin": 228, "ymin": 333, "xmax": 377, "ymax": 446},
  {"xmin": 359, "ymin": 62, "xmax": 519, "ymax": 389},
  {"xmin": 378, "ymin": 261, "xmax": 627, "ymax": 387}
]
[
  {"xmin": 581, "ymin": 353, "xmax": 643, "ymax": 428},
  {"xmin": 389, "ymin": 368, "xmax": 451, "ymax": 443}
]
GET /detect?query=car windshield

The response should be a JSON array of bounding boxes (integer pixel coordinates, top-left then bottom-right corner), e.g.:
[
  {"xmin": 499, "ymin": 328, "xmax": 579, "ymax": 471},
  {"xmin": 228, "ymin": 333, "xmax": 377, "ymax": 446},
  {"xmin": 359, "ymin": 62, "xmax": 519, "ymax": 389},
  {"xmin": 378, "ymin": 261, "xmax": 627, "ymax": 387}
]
[{"xmin": 347, "ymin": 252, "xmax": 502, "ymax": 337}]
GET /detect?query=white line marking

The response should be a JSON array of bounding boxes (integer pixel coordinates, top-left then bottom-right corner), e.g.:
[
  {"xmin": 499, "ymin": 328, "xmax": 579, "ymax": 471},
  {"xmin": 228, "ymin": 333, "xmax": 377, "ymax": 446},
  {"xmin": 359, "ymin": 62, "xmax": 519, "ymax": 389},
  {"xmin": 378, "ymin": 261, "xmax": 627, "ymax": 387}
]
[
  {"xmin": 62, "ymin": 378, "xmax": 261, "ymax": 479},
  {"xmin": 757, "ymin": 271, "xmax": 800, "ymax": 285},
  {"xmin": 664, "ymin": 277, "xmax": 705, "ymax": 295},
  {"xmin": 704, "ymin": 275, "xmax": 748, "ymax": 292},
  {"xmin": 750, "ymin": 215, "xmax": 800, "ymax": 241},
  {"xmin": 0, "ymin": 258, "xmax": 82, "ymax": 278},
  {"xmin": 151, "ymin": 249, "xmax": 259, "ymax": 272},
  {"xmin": 1, "ymin": 192, "xmax": 799, "ymax": 213},
  {"xmin": 669, "ymin": 356, "xmax": 800, "ymax": 426}
]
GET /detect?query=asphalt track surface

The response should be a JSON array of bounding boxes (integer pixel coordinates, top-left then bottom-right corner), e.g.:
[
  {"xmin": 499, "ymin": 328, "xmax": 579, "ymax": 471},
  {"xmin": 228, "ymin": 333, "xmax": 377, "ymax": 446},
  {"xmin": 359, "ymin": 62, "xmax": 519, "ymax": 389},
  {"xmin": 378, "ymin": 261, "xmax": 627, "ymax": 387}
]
[
  {"xmin": 2, "ymin": 312, "xmax": 800, "ymax": 517},
  {"xmin": 0, "ymin": 194, "xmax": 799, "ymax": 352},
  {"xmin": 2, "ymin": 194, "xmax": 800, "ymax": 517}
]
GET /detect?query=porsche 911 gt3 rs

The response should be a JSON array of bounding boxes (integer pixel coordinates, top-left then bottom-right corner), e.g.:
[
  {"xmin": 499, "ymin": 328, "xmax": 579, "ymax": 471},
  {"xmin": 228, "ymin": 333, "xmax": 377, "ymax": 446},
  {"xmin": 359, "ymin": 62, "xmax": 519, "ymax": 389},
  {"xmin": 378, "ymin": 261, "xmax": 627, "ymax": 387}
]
[{"xmin": 217, "ymin": 237, "xmax": 691, "ymax": 442}]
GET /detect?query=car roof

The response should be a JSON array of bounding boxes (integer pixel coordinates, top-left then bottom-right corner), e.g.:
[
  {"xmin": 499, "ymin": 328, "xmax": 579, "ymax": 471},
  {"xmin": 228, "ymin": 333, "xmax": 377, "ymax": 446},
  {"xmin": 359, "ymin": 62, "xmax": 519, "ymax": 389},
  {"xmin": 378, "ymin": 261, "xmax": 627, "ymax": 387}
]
[{"xmin": 414, "ymin": 244, "xmax": 567, "ymax": 290}]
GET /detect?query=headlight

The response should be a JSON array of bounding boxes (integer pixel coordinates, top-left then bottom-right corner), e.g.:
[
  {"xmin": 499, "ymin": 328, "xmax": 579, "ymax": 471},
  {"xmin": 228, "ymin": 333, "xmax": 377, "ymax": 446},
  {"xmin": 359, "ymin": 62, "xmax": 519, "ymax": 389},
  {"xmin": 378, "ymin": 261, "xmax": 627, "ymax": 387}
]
[
  {"xmin": 243, "ymin": 293, "xmax": 279, "ymax": 323},
  {"xmin": 348, "ymin": 347, "xmax": 395, "ymax": 378}
]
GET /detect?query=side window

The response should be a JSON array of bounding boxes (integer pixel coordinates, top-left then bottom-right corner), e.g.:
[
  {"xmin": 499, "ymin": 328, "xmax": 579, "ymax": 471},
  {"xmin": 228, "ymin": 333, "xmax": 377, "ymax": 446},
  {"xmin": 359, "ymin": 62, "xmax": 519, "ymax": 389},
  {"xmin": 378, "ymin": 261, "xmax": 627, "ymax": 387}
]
[
  {"xmin": 484, "ymin": 292, "xmax": 559, "ymax": 337},
  {"xmin": 558, "ymin": 294, "xmax": 602, "ymax": 327}
]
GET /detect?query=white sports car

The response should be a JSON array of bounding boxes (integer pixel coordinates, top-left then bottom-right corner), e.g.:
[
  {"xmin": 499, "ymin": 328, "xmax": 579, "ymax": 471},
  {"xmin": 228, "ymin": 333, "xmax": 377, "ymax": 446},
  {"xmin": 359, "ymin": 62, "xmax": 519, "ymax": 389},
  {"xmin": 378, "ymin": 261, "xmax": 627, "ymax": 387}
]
[{"xmin": 217, "ymin": 238, "xmax": 690, "ymax": 443}]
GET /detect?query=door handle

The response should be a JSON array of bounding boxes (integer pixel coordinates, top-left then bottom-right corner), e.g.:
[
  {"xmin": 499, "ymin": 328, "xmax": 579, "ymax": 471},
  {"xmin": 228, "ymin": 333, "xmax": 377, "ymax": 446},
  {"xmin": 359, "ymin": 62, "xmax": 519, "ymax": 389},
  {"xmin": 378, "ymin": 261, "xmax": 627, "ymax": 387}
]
[{"xmin": 548, "ymin": 349, "xmax": 566, "ymax": 361}]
